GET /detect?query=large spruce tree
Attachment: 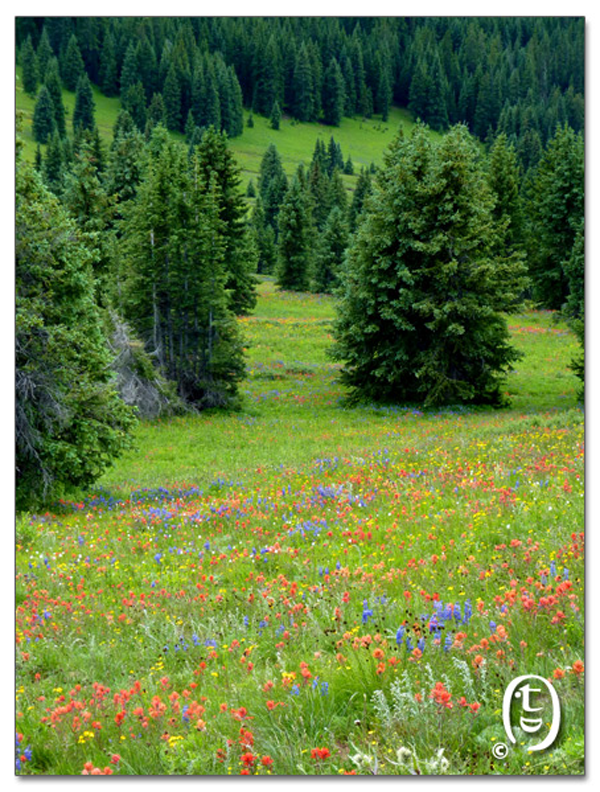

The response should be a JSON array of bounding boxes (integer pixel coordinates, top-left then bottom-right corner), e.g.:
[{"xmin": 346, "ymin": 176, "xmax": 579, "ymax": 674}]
[
  {"xmin": 16, "ymin": 146, "xmax": 135, "ymax": 509},
  {"xmin": 331, "ymin": 124, "xmax": 528, "ymax": 406}
]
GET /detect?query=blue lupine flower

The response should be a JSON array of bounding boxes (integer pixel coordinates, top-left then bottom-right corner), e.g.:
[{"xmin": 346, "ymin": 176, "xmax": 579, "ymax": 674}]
[
  {"xmin": 291, "ymin": 684, "xmax": 300, "ymax": 695},
  {"xmin": 154, "ymin": 553, "xmax": 162, "ymax": 563},
  {"xmin": 443, "ymin": 634, "xmax": 453, "ymax": 652},
  {"xmin": 417, "ymin": 637, "xmax": 425, "ymax": 652},
  {"xmin": 489, "ymin": 621, "xmax": 497, "ymax": 633},
  {"xmin": 244, "ymin": 616, "xmax": 250, "ymax": 627},
  {"xmin": 405, "ymin": 636, "xmax": 413, "ymax": 652},
  {"xmin": 541, "ymin": 573, "xmax": 548, "ymax": 585},
  {"xmin": 396, "ymin": 626, "xmax": 405, "ymax": 645},
  {"xmin": 550, "ymin": 561, "xmax": 556, "ymax": 576},
  {"xmin": 564, "ymin": 568, "xmax": 569, "ymax": 580},
  {"xmin": 321, "ymin": 682, "xmax": 329, "ymax": 696},
  {"xmin": 204, "ymin": 540, "xmax": 210, "ymax": 551}
]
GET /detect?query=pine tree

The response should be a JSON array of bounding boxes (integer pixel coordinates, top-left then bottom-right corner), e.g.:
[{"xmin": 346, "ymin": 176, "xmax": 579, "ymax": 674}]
[
  {"xmin": 20, "ymin": 34, "xmax": 39, "ymax": 95},
  {"xmin": 163, "ymin": 63, "xmax": 182, "ymax": 132},
  {"xmin": 195, "ymin": 128, "xmax": 257, "ymax": 315},
  {"xmin": 250, "ymin": 196, "xmax": 277, "ymax": 274},
  {"xmin": 32, "ymin": 85, "xmax": 56, "ymax": 144},
  {"xmin": 123, "ymin": 81, "xmax": 148, "ymax": 131},
  {"xmin": 44, "ymin": 57, "xmax": 67, "ymax": 137},
  {"xmin": 121, "ymin": 139, "xmax": 245, "ymax": 407},
  {"xmin": 61, "ymin": 33, "xmax": 85, "ymax": 91},
  {"xmin": 35, "ymin": 27, "xmax": 54, "ymax": 81},
  {"xmin": 348, "ymin": 167, "xmax": 372, "ymax": 232},
  {"xmin": 331, "ymin": 124, "xmax": 528, "ymax": 406},
  {"xmin": 42, "ymin": 130, "xmax": 65, "ymax": 195},
  {"xmin": 487, "ymin": 133, "xmax": 524, "ymax": 252},
  {"xmin": 72, "ymin": 73, "xmax": 96, "ymax": 134},
  {"xmin": 312, "ymin": 205, "xmax": 348, "ymax": 293},
  {"xmin": 145, "ymin": 93, "xmax": 167, "ymax": 135},
  {"xmin": 120, "ymin": 41, "xmax": 139, "ymax": 101},
  {"xmin": 563, "ymin": 220, "xmax": 584, "ymax": 393},
  {"xmin": 258, "ymin": 143, "xmax": 288, "ymax": 234},
  {"xmin": 276, "ymin": 176, "xmax": 314, "ymax": 291},
  {"xmin": 322, "ymin": 57, "xmax": 345, "ymax": 126},
  {"xmin": 270, "ymin": 99, "xmax": 282, "ymax": 130},
  {"xmin": 292, "ymin": 43, "xmax": 315, "ymax": 122},
  {"xmin": 99, "ymin": 31, "xmax": 119, "ymax": 97},
  {"xmin": 526, "ymin": 124, "xmax": 584, "ymax": 309},
  {"xmin": 16, "ymin": 150, "xmax": 135, "ymax": 508}
]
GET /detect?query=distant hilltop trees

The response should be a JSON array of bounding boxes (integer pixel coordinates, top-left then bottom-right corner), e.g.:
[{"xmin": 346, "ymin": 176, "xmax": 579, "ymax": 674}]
[{"xmin": 18, "ymin": 16, "xmax": 583, "ymax": 145}]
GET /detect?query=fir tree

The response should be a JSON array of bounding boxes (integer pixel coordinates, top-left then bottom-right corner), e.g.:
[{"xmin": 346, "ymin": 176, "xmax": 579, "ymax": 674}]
[
  {"xmin": 322, "ymin": 57, "xmax": 346, "ymax": 126},
  {"xmin": 32, "ymin": 85, "xmax": 56, "ymax": 144},
  {"xmin": 35, "ymin": 27, "xmax": 54, "ymax": 82},
  {"xmin": 270, "ymin": 99, "xmax": 282, "ymax": 130},
  {"xmin": 20, "ymin": 34, "xmax": 39, "ymax": 95},
  {"xmin": 292, "ymin": 43, "xmax": 316, "ymax": 122},
  {"xmin": 195, "ymin": 128, "xmax": 257, "ymax": 315},
  {"xmin": 16, "ymin": 149, "xmax": 135, "ymax": 508},
  {"xmin": 123, "ymin": 81, "xmax": 147, "ymax": 132},
  {"xmin": 44, "ymin": 57, "xmax": 67, "ymax": 138},
  {"xmin": 312, "ymin": 205, "xmax": 349, "ymax": 293},
  {"xmin": 258, "ymin": 143, "xmax": 288, "ymax": 234},
  {"xmin": 487, "ymin": 133, "xmax": 524, "ymax": 252},
  {"xmin": 526, "ymin": 124, "xmax": 584, "ymax": 309},
  {"xmin": 72, "ymin": 73, "xmax": 96, "ymax": 134},
  {"xmin": 276, "ymin": 176, "xmax": 314, "ymax": 291},
  {"xmin": 348, "ymin": 167, "xmax": 372, "ymax": 232},
  {"xmin": 145, "ymin": 93, "xmax": 167, "ymax": 135},
  {"xmin": 331, "ymin": 124, "xmax": 528, "ymax": 406},
  {"xmin": 99, "ymin": 31, "xmax": 120, "ymax": 97},
  {"xmin": 163, "ymin": 63, "xmax": 182, "ymax": 132},
  {"xmin": 61, "ymin": 33, "xmax": 85, "ymax": 92},
  {"xmin": 43, "ymin": 130, "xmax": 66, "ymax": 195}
]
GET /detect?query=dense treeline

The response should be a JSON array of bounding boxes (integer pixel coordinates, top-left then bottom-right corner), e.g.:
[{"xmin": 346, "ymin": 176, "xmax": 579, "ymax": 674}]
[{"xmin": 18, "ymin": 16, "xmax": 583, "ymax": 152}]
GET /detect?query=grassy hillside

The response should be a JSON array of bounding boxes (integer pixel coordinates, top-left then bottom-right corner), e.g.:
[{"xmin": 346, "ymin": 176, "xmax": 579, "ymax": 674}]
[{"xmin": 16, "ymin": 65, "xmax": 426, "ymax": 193}]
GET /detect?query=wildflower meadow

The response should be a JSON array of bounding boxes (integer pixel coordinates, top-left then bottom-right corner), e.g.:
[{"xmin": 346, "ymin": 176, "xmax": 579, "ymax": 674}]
[{"xmin": 15, "ymin": 279, "xmax": 584, "ymax": 776}]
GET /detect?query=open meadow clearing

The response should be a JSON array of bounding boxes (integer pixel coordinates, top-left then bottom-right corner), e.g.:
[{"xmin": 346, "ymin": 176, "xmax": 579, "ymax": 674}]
[{"xmin": 15, "ymin": 279, "xmax": 584, "ymax": 776}]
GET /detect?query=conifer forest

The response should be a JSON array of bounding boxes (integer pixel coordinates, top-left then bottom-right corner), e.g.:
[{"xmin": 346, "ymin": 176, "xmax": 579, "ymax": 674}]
[{"xmin": 15, "ymin": 17, "xmax": 584, "ymax": 777}]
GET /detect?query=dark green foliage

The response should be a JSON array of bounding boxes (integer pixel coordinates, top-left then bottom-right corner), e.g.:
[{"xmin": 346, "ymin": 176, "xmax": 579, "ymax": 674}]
[
  {"xmin": 42, "ymin": 130, "xmax": 66, "ymax": 195},
  {"xmin": 246, "ymin": 179, "xmax": 256, "ymax": 198},
  {"xmin": 105, "ymin": 123, "xmax": 145, "ymax": 210},
  {"xmin": 343, "ymin": 156, "xmax": 354, "ymax": 175},
  {"xmin": 146, "ymin": 93, "xmax": 167, "ymax": 135},
  {"xmin": 563, "ymin": 221, "xmax": 584, "ymax": 392},
  {"xmin": 35, "ymin": 27, "xmax": 54, "ymax": 82},
  {"xmin": 120, "ymin": 42, "xmax": 139, "ymax": 100},
  {"xmin": 72, "ymin": 73, "xmax": 96, "ymax": 134},
  {"xmin": 258, "ymin": 143, "xmax": 288, "ymax": 234},
  {"xmin": 34, "ymin": 145, "xmax": 42, "ymax": 172},
  {"xmin": 20, "ymin": 35, "xmax": 39, "ymax": 95},
  {"xmin": 163, "ymin": 63, "xmax": 182, "ymax": 132},
  {"xmin": 270, "ymin": 99, "xmax": 282, "ymax": 130},
  {"xmin": 32, "ymin": 86, "xmax": 55, "ymax": 144},
  {"xmin": 123, "ymin": 81, "xmax": 148, "ymax": 131},
  {"xmin": 487, "ymin": 133, "xmax": 524, "ymax": 252},
  {"xmin": 348, "ymin": 167, "xmax": 372, "ymax": 232},
  {"xmin": 526, "ymin": 124, "xmax": 584, "ymax": 309},
  {"xmin": 322, "ymin": 57, "xmax": 345, "ymax": 126},
  {"xmin": 250, "ymin": 197, "xmax": 277, "ymax": 274},
  {"xmin": 247, "ymin": 112, "xmax": 254, "ymax": 128},
  {"xmin": 332, "ymin": 124, "xmax": 528, "ymax": 407},
  {"xmin": 44, "ymin": 58, "xmax": 67, "ymax": 137},
  {"xmin": 16, "ymin": 152, "xmax": 135, "ymax": 509},
  {"xmin": 195, "ymin": 128, "xmax": 257, "ymax": 315},
  {"xmin": 276, "ymin": 175, "xmax": 314, "ymax": 291},
  {"xmin": 61, "ymin": 33, "xmax": 85, "ymax": 91},
  {"xmin": 292, "ymin": 43, "xmax": 316, "ymax": 122},
  {"xmin": 99, "ymin": 32, "xmax": 120, "ymax": 97},
  {"xmin": 121, "ymin": 138, "xmax": 246, "ymax": 407},
  {"xmin": 312, "ymin": 206, "xmax": 348, "ymax": 293}
]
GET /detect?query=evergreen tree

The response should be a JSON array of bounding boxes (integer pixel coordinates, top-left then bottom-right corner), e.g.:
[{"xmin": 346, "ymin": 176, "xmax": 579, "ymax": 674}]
[
  {"xmin": 258, "ymin": 143, "xmax": 288, "ymax": 234},
  {"xmin": 270, "ymin": 99, "xmax": 282, "ymax": 130},
  {"xmin": 99, "ymin": 31, "xmax": 120, "ymax": 97},
  {"xmin": 121, "ymin": 140, "xmax": 245, "ymax": 407},
  {"xmin": 343, "ymin": 156, "xmax": 354, "ymax": 175},
  {"xmin": 307, "ymin": 158, "xmax": 331, "ymax": 230},
  {"xmin": 563, "ymin": 220, "xmax": 584, "ymax": 392},
  {"xmin": 42, "ymin": 130, "xmax": 66, "ymax": 195},
  {"xmin": 35, "ymin": 27, "xmax": 54, "ymax": 82},
  {"xmin": 72, "ymin": 73, "xmax": 96, "ymax": 134},
  {"xmin": 322, "ymin": 57, "xmax": 345, "ymax": 126},
  {"xmin": 61, "ymin": 33, "xmax": 85, "ymax": 91},
  {"xmin": 247, "ymin": 112, "xmax": 254, "ymax": 128},
  {"xmin": 16, "ymin": 149, "xmax": 135, "ymax": 508},
  {"xmin": 44, "ymin": 57, "xmax": 67, "ymax": 137},
  {"xmin": 20, "ymin": 34, "xmax": 39, "ymax": 95},
  {"xmin": 526, "ymin": 124, "xmax": 584, "ymax": 309},
  {"xmin": 292, "ymin": 43, "xmax": 316, "ymax": 122},
  {"xmin": 331, "ymin": 124, "xmax": 528, "ymax": 406},
  {"xmin": 32, "ymin": 85, "xmax": 56, "ymax": 144},
  {"xmin": 195, "ymin": 128, "xmax": 257, "ymax": 315},
  {"xmin": 145, "ymin": 93, "xmax": 167, "ymax": 135},
  {"xmin": 120, "ymin": 41, "xmax": 139, "ymax": 101},
  {"xmin": 276, "ymin": 175, "xmax": 314, "ymax": 291},
  {"xmin": 246, "ymin": 179, "xmax": 256, "ymax": 198},
  {"xmin": 34, "ymin": 144, "xmax": 43, "ymax": 172},
  {"xmin": 123, "ymin": 81, "xmax": 148, "ymax": 131},
  {"xmin": 105, "ymin": 124, "xmax": 145, "ymax": 210},
  {"xmin": 163, "ymin": 63, "xmax": 182, "ymax": 132},
  {"xmin": 312, "ymin": 205, "xmax": 349, "ymax": 293},
  {"xmin": 250, "ymin": 196, "xmax": 277, "ymax": 274},
  {"xmin": 487, "ymin": 133, "xmax": 524, "ymax": 252},
  {"xmin": 348, "ymin": 167, "xmax": 372, "ymax": 232}
]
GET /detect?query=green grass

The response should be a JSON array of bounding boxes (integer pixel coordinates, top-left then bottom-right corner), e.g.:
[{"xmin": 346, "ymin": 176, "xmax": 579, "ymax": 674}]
[{"xmin": 16, "ymin": 65, "xmax": 426, "ymax": 193}]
